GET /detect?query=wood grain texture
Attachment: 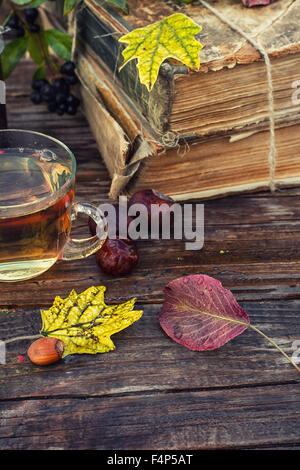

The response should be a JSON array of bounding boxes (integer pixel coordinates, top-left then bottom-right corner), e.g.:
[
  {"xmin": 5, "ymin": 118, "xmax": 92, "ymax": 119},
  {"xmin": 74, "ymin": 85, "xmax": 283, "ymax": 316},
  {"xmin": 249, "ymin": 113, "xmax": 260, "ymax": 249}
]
[
  {"xmin": 1, "ymin": 59, "xmax": 300, "ymax": 449},
  {"xmin": 1, "ymin": 383, "xmax": 299, "ymax": 449},
  {"xmin": 1, "ymin": 301, "xmax": 300, "ymax": 401}
]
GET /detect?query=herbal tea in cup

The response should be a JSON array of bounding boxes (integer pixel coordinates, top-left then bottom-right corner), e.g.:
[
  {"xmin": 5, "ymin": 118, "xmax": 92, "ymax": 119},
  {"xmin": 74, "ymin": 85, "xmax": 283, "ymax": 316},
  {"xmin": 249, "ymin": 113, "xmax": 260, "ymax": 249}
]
[{"xmin": 0, "ymin": 130, "xmax": 106, "ymax": 282}]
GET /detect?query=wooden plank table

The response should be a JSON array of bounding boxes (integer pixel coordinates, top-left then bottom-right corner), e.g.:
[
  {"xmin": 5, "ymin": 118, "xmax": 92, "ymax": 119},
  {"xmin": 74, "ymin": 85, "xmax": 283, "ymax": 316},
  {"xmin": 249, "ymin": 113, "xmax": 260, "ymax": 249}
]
[{"xmin": 0, "ymin": 60, "xmax": 300, "ymax": 450}]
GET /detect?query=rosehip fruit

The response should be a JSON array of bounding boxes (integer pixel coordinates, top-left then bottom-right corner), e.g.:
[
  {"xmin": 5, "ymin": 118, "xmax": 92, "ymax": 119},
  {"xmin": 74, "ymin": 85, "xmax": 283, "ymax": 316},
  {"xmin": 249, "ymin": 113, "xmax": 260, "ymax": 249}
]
[
  {"xmin": 128, "ymin": 189, "xmax": 174, "ymax": 230},
  {"xmin": 96, "ymin": 238, "xmax": 138, "ymax": 275},
  {"xmin": 89, "ymin": 204, "xmax": 133, "ymax": 238}
]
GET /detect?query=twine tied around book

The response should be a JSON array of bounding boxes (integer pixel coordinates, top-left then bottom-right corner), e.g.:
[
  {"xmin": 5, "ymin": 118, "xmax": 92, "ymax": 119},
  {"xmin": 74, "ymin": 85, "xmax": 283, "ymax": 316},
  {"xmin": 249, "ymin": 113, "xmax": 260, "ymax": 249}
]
[
  {"xmin": 71, "ymin": 1, "xmax": 296, "ymax": 194},
  {"xmin": 198, "ymin": 0, "xmax": 278, "ymax": 191}
]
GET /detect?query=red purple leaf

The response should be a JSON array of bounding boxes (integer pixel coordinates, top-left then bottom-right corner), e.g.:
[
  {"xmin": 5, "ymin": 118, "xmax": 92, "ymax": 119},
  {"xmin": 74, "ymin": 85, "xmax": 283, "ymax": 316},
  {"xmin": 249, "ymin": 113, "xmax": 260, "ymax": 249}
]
[
  {"xmin": 159, "ymin": 274, "xmax": 250, "ymax": 351},
  {"xmin": 242, "ymin": 0, "xmax": 278, "ymax": 7}
]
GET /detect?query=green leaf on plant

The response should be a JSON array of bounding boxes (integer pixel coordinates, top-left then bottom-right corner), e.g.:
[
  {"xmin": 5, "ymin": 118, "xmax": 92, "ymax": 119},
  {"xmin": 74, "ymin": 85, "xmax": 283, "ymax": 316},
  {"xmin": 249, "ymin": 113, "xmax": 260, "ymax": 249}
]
[
  {"xmin": 64, "ymin": 0, "xmax": 81, "ymax": 16},
  {"xmin": 39, "ymin": 31, "xmax": 51, "ymax": 61},
  {"xmin": 1, "ymin": 36, "xmax": 27, "ymax": 80},
  {"xmin": 27, "ymin": 33, "xmax": 44, "ymax": 65},
  {"xmin": 19, "ymin": 0, "xmax": 48, "ymax": 8},
  {"xmin": 119, "ymin": 13, "xmax": 202, "ymax": 91},
  {"xmin": 104, "ymin": 0, "xmax": 128, "ymax": 13},
  {"xmin": 11, "ymin": 0, "xmax": 32, "ymax": 5},
  {"xmin": 2, "ymin": 11, "xmax": 12, "ymax": 27},
  {"xmin": 33, "ymin": 63, "xmax": 46, "ymax": 80},
  {"xmin": 43, "ymin": 29, "xmax": 72, "ymax": 62}
]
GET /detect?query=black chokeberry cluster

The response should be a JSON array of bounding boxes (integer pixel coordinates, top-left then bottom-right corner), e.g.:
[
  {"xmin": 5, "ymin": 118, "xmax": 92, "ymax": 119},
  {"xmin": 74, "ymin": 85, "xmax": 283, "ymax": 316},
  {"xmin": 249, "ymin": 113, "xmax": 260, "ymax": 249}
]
[
  {"xmin": 30, "ymin": 62, "xmax": 80, "ymax": 116},
  {"xmin": 7, "ymin": 8, "xmax": 40, "ymax": 37},
  {"xmin": 24, "ymin": 8, "xmax": 40, "ymax": 33},
  {"xmin": 60, "ymin": 61, "xmax": 79, "ymax": 85},
  {"xmin": 7, "ymin": 14, "xmax": 24, "ymax": 38}
]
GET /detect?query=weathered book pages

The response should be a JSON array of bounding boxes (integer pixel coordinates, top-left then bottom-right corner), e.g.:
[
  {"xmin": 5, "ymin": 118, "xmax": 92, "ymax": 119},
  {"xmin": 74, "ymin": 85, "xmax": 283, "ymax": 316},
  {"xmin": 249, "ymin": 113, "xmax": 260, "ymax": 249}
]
[
  {"xmin": 76, "ymin": 52, "xmax": 300, "ymax": 200},
  {"xmin": 80, "ymin": 0, "xmax": 300, "ymax": 139},
  {"xmin": 42, "ymin": 0, "xmax": 300, "ymax": 200}
]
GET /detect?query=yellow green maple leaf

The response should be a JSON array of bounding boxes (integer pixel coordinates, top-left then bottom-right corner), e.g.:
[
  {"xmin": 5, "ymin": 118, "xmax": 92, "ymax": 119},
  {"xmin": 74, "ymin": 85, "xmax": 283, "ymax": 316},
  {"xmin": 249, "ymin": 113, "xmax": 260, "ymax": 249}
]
[
  {"xmin": 40, "ymin": 286, "xmax": 143, "ymax": 357},
  {"xmin": 119, "ymin": 13, "xmax": 203, "ymax": 91}
]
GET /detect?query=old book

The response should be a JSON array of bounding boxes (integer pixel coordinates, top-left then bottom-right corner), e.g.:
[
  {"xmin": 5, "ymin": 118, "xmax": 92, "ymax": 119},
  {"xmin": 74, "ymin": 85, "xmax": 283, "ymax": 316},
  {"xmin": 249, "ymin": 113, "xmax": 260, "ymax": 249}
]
[
  {"xmin": 77, "ymin": 0, "xmax": 300, "ymax": 138},
  {"xmin": 43, "ymin": 0, "xmax": 300, "ymax": 199},
  {"xmin": 76, "ymin": 51, "xmax": 300, "ymax": 200}
]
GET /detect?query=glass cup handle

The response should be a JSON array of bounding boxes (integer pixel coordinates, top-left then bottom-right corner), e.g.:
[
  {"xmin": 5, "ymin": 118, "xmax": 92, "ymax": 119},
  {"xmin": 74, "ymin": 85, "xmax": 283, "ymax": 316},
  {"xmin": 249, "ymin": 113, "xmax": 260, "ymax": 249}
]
[{"xmin": 60, "ymin": 202, "xmax": 107, "ymax": 261}]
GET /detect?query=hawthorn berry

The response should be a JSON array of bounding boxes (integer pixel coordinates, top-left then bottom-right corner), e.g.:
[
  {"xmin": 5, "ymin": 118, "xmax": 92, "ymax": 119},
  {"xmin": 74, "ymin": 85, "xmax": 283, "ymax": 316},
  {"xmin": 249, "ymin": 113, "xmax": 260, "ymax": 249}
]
[
  {"xmin": 96, "ymin": 238, "xmax": 138, "ymax": 276},
  {"xmin": 89, "ymin": 204, "xmax": 133, "ymax": 238},
  {"xmin": 128, "ymin": 189, "xmax": 174, "ymax": 224}
]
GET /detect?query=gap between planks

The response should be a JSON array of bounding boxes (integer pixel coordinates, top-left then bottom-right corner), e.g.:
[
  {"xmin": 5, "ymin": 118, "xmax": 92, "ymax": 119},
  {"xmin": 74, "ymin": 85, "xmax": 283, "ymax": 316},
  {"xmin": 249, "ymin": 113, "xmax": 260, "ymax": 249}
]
[{"xmin": 0, "ymin": 379, "xmax": 299, "ymax": 403}]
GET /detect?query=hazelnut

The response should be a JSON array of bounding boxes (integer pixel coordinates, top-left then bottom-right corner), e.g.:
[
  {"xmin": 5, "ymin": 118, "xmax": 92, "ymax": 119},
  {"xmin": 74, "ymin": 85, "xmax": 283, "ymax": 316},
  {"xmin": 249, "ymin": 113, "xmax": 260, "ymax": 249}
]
[{"xmin": 27, "ymin": 337, "xmax": 64, "ymax": 366}]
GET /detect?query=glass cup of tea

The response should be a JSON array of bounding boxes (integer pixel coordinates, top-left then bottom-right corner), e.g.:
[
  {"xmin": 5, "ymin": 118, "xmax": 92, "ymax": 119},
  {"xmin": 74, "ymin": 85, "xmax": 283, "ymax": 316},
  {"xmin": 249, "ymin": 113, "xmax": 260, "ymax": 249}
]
[{"xmin": 0, "ymin": 129, "xmax": 107, "ymax": 282}]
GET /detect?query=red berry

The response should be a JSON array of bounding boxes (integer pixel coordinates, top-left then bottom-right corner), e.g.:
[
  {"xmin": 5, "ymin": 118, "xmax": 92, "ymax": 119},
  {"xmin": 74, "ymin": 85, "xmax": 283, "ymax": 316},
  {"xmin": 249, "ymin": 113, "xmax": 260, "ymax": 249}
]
[
  {"xmin": 89, "ymin": 204, "xmax": 133, "ymax": 238},
  {"xmin": 128, "ymin": 189, "xmax": 174, "ymax": 224},
  {"xmin": 96, "ymin": 238, "xmax": 138, "ymax": 275}
]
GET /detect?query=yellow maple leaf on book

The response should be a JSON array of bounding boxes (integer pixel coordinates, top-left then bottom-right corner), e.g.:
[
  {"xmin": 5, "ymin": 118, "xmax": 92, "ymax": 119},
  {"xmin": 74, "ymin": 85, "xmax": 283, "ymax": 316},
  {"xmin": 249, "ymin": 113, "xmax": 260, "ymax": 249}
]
[{"xmin": 119, "ymin": 13, "xmax": 203, "ymax": 91}]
